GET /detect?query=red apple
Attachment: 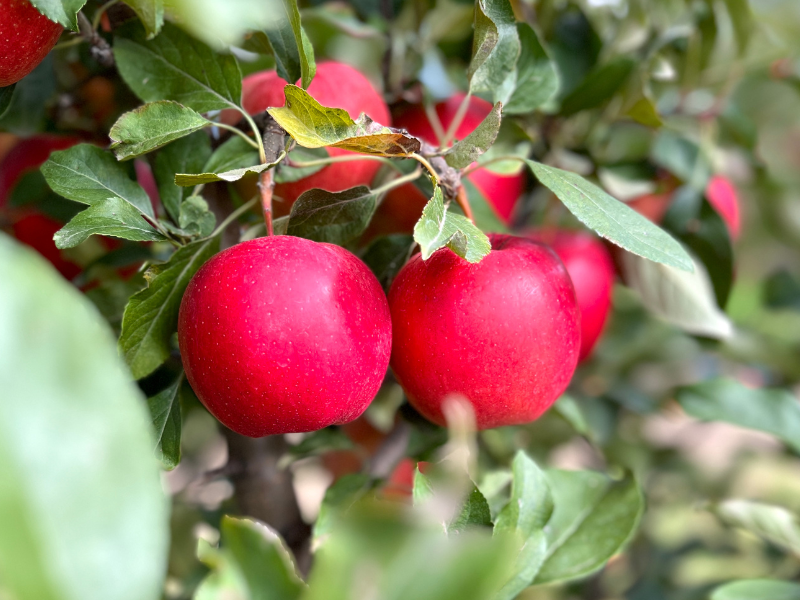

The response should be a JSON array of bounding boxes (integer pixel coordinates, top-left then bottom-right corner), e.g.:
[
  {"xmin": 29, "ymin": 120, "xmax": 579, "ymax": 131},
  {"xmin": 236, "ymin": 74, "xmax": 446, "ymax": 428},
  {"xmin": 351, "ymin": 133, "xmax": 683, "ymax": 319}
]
[
  {"xmin": 227, "ymin": 62, "xmax": 391, "ymax": 215},
  {"xmin": 0, "ymin": 135, "xmax": 83, "ymax": 278},
  {"xmin": 178, "ymin": 235, "xmax": 393, "ymax": 437},
  {"xmin": 0, "ymin": 0, "xmax": 63, "ymax": 87},
  {"xmin": 368, "ymin": 94, "xmax": 526, "ymax": 238},
  {"xmin": 388, "ymin": 234, "xmax": 580, "ymax": 430},
  {"xmin": 530, "ymin": 229, "xmax": 615, "ymax": 361},
  {"xmin": 706, "ymin": 175, "xmax": 741, "ymax": 241}
]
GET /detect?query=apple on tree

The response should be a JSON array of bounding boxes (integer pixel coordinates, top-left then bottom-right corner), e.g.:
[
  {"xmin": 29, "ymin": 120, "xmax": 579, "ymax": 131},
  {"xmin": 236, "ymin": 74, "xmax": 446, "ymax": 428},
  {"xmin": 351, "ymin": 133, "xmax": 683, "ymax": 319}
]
[
  {"xmin": 227, "ymin": 61, "xmax": 391, "ymax": 215},
  {"xmin": 0, "ymin": 0, "xmax": 63, "ymax": 87},
  {"xmin": 388, "ymin": 234, "xmax": 580, "ymax": 430},
  {"xmin": 178, "ymin": 235, "xmax": 392, "ymax": 437},
  {"xmin": 530, "ymin": 229, "xmax": 616, "ymax": 361}
]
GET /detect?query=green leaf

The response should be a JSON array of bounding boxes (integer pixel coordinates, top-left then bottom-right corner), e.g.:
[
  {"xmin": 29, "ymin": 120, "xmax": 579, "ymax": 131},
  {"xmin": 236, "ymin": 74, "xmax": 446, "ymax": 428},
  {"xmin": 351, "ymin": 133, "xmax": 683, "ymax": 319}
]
[
  {"xmin": 197, "ymin": 516, "xmax": 304, "ymax": 600},
  {"xmin": 722, "ymin": 0, "xmax": 755, "ymax": 56},
  {"xmin": 147, "ymin": 377, "xmax": 181, "ymax": 470},
  {"xmin": 444, "ymin": 102, "xmax": 502, "ymax": 169},
  {"xmin": 178, "ymin": 196, "xmax": 216, "ymax": 238},
  {"xmin": 275, "ymin": 147, "xmax": 328, "ymax": 183},
  {"xmin": 496, "ymin": 452, "xmax": 553, "ymax": 537},
  {"xmin": 462, "ymin": 178, "xmax": 509, "ymax": 234},
  {"xmin": 203, "ymin": 135, "xmax": 260, "ymax": 175},
  {"xmin": 119, "ymin": 236, "xmax": 220, "ymax": 379},
  {"xmin": 449, "ymin": 487, "xmax": 493, "ymax": 533},
  {"xmin": 28, "ymin": 0, "xmax": 86, "ymax": 30},
  {"xmin": 626, "ymin": 96, "xmax": 663, "ymax": 128},
  {"xmin": 124, "ymin": 0, "xmax": 164, "ymax": 38},
  {"xmin": 114, "ymin": 22, "xmax": 243, "ymax": 113},
  {"xmin": 560, "ymin": 58, "xmax": 636, "ymax": 117},
  {"xmin": 712, "ymin": 500, "xmax": 800, "ymax": 555},
  {"xmin": 414, "ymin": 186, "xmax": 491, "ymax": 264},
  {"xmin": 533, "ymin": 470, "xmax": 644, "ymax": 585},
  {"xmin": 620, "ymin": 250, "xmax": 733, "ymax": 339},
  {"xmin": 54, "ymin": 197, "xmax": 166, "ymax": 249},
  {"xmin": 174, "ymin": 156, "xmax": 283, "ymax": 186},
  {"xmin": 505, "ymin": 24, "xmax": 560, "ymax": 115},
  {"xmin": 110, "ymin": 101, "xmax": 211, "ymax": 161},
  {"xmin": 268, "ymin": 85, "xmax": 419, "ymax": 156},
  {"xmin": 42, "ymin": 144, "xmax": 155, "ymax": 218},
  {"xmin": 154, "ymin": 132, "xmax": 212, "ymax": 222},
  {"xmin": 677, "ymin": 379, "xmax": 800, "ymax": 454},
  {"xmin": 0, "ymin": 84, "xmax": 15, "ymax": 120},
  {"xmin": 711, "ymin": 579, "xmax": 800, "ymax": 600},
  {"xmin": 361, "ymin": 234, "xmax": 414, "ymax": 292},
  {"xmin": 468, "ymin": 0, "xmax": 520, "ymax": 104},
  {"xmin": 494, "ymin": 452, "xmax": 553, "ymax": 600},
  {"xmin": 313, "ymin": 474, "xmax": 371, "ymax": 550},
  {"xmin": 413, "ymin": 466, "xmax": 435, "ymax": 505},
  {"xmin": 651, "ymin": 130, "xmax": 711, "ymax": 189},
  {"xmin": 764, "ymin": 269, "xmax": 800, "ymax": 311},
  {"xmin": 0, "ymin": 234, "xmax": 168, "ymax": 600},
  {"xmin": 261, "ymin": 0, "xmax": 316, "ymax": 88},
  {"xmin": 0, "ymin": 56, "xmax": 56, "ymax": 134},
  {"xmin": 286, "ymin": 185, "xmax": 378, "ymax": 245},
  {"xmin": 526, "ymin": 160, "xmax": 693, "ymax": 271}
]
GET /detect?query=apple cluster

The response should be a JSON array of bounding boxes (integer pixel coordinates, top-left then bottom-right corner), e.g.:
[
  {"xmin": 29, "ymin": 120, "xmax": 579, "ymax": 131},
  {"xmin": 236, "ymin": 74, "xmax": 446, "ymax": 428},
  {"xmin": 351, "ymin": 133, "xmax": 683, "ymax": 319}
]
[{"xmin": 176, "ymin": 62, "xmax": 620, "ymax": 437}]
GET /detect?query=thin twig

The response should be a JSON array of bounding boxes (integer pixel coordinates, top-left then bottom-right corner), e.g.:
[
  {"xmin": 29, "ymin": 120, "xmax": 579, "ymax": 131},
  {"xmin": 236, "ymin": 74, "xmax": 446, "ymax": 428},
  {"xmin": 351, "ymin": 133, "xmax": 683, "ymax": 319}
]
[
  {"xmin": 366, "ymin": 421, "xmax": 411, "ymax": 479},
  {"xmin": 410, "ymin": 153, "xmax": 439, "ymax": 184},
  {"xmin": 213, "ymin": 123, "xmax": 261, "ymax": 149},
  {"xmin": 441, "ymin": 92, "xmax": 472, "ymax": 147},
  {"xmin": 208, "ymin": 197, "xmax": 258, "ymax": 239}
]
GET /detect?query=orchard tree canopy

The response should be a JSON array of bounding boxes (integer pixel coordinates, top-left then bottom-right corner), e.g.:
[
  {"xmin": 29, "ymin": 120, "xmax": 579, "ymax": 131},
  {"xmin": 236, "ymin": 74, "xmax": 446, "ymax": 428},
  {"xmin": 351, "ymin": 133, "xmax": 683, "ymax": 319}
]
[{"xmin": 1, "ymin": 0, "xmax": 800, "ymax": 599}]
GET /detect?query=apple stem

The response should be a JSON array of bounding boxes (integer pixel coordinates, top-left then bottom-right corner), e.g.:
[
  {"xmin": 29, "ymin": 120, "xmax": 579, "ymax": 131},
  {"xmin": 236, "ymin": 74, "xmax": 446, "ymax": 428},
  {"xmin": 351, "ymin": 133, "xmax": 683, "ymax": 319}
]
[
  {"xmin": 259, "ymin": 169, "xmax": 275, "ymax": 236},
  {"xmin": 455, "ymin": 185, "xmax": 475, "ymax": 224},
  {"xmin": 410, "ymin": 153, "xmax": 439, "ymax": 185}
]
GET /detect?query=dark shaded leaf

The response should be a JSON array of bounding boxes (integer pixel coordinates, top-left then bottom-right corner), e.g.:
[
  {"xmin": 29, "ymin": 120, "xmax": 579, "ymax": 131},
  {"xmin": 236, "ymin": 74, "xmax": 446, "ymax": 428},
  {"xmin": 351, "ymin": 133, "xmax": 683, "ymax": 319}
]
[
  {"xmin": 147, "ymin": 377, "xmax": 182, "ymax": 469},
  {"xmin": 154, "ymin": 132, "xmax": 212, "ymax": 223},
  {"xmin": 287, "ymin": 185, "xmax": 378, "ymax": 244},
  {"xmin": 560, "ymin": 58, "xmax": 636, "ymax": 117},
  {"xmin": 505, "ymin": 24, "xmax": 559, "ymax": 115}
]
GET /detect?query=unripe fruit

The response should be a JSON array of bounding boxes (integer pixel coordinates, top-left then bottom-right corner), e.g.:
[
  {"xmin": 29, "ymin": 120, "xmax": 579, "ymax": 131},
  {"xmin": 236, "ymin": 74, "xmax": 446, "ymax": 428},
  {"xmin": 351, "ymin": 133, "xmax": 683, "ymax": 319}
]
[
  {"xmin": 388, "ymin": 234, "xmax": 580, "ymax": 430},
  {"xmin": 233, "ymin": 62, "xmax": 391, "ymax": 215},
  {"xmin": 0, "ymin": 0, "xmax": 63, "ymax": 87},
  {"xmin": 178, "ymin": 235, "xmax": 393, "ymax": 437},
  {"xmin": 530, "ymin": 229, "xmax": 615, "ymax": 361},
  {"xmin": 369, "ymin": 94, "xmax": 526, "ymax": 238}
]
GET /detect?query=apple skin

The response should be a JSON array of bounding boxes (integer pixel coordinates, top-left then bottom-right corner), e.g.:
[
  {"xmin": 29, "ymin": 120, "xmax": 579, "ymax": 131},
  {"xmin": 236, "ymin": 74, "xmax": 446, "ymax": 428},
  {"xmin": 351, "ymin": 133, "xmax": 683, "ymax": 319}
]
[
  {"xmin": 0, "ymin": 0, "xmax": 63, "ymax": 87},
  {"xmin": 230, "ymin": 62, "xmax": 391, "ymax": 216},
  {"xmin": 705, "ymin": 175, "xmax": 741, "ymax": 240},
  {"xmin": 178, "ymin": 235, "xmax": 393, "ymax": 438},
  {"xmin": 388, "ymin": 234, "xmax": 580, "ymax": 430},
  {"xmin": 530, "ymin": 229, "xmax": 615, "ymax": 361},
  {"xmin": 369, "ymin": 94, "xmax": 526, "ymax": 238}
]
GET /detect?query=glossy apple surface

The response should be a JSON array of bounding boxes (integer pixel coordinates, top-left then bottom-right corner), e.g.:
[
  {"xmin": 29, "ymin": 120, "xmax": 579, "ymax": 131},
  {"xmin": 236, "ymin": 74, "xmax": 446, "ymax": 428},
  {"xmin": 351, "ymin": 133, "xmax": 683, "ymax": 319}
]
[
  {"xmin": 178, "ymin": 235, "xmax": 393, "ymax": 437},
  {"xmin": 233, "ymin": 62, "xmax": 390, "ymax": 215},
  {"xmin": 531, "ymin": 229, "xmax": 615, "ymax": 361},
  {"xmin": 0, "ymin": 0, "xmax": 63, "ymax": 86},
  {"xmin": 388, "ymin": 234, "xmax": 580, "ymax": 430},
  {"xmin": 371, "ymin": 94, "xmax": 526, "ymax": 237}
]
